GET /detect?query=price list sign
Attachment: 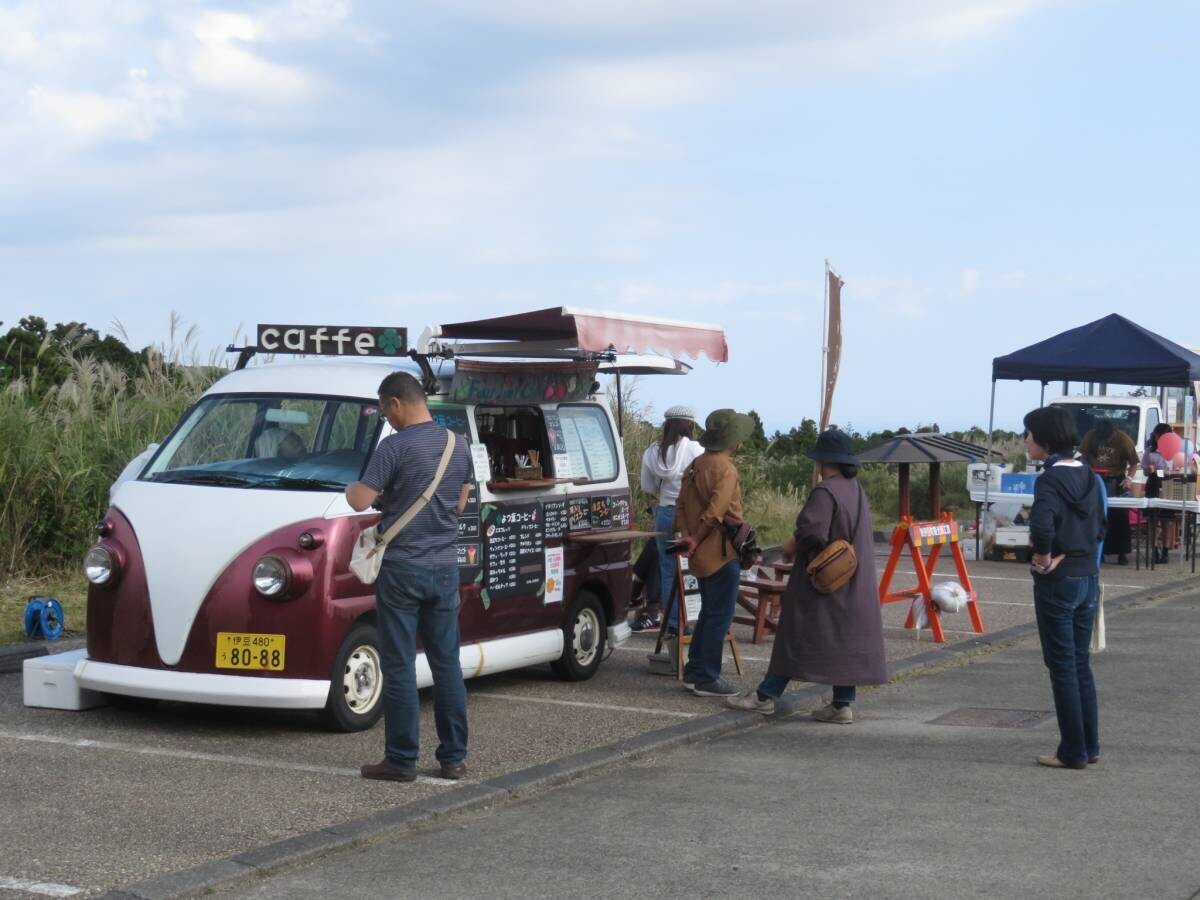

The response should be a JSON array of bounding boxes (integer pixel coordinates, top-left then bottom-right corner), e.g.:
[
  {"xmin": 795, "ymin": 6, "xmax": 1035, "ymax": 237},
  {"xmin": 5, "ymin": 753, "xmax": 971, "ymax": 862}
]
[
  {"xmin": 457, "ymin": 485, "xmax": 482, "ymax": 579},
  {"xmin": 482, "ymin": 502, "xmax": 546, "ymax": 599},
  {"xmin": 543, "ymin": 498, "xmax": 569, "ymax": 541}
]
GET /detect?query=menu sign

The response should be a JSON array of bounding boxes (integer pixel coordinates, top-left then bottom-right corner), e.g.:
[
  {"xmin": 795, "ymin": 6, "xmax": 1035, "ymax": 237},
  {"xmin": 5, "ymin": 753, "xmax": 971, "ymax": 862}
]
[
  {"xmin": 590, "ymin": 496, "xmax": 614, "ymax": 529},
  {"xmin": 568, "ymin": 497, "xmax": 592, "ymax": 531},
  {"xmin": 255, "ymin": 324, "xmax": 408, "ymax": 357},
  {"xmin": 543, "ymin": 498, "xmax": 569, "ymax": 541},
  {"xmin": 482, "ymin": 502, "xmax": 545, "ymax": 599},
  {"xmin": 457, "ymin": 486, "xmax": 481, "ymax": 580},
  {"xmin": 613, "ymin": 496, "xmax": 631, "ymax": 528}
]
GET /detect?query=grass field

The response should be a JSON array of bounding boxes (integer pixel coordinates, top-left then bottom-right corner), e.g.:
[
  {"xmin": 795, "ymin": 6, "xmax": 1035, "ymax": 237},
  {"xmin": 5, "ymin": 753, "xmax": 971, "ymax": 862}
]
[{"xmin": 0, "ymin": 570, "xmax": 88, "ymax": 646}]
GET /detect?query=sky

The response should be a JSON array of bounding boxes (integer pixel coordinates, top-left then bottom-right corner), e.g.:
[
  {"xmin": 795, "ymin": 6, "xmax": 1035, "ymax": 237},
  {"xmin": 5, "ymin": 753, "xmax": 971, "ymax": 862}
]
[{"xmin": 2, "ymin": 0, "xmax": 1198, "ymax": 435}]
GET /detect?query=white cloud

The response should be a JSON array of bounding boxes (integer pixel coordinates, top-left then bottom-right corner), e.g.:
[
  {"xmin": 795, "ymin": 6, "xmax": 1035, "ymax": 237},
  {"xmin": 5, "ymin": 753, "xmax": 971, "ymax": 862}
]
[{"xmin": 24, "ymin": 68, "xmax": 183, "ymax": 143}]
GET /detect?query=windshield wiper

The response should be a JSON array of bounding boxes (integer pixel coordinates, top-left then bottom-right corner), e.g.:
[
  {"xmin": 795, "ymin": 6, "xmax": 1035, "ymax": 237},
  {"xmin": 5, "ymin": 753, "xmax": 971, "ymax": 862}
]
[
  {"xmin": 256, "ymin": 476, "xmax": 345, "ymax": 492},
  {"xmin": 150, "ymin": 471, "xmax": 257, "ymax": 487}
]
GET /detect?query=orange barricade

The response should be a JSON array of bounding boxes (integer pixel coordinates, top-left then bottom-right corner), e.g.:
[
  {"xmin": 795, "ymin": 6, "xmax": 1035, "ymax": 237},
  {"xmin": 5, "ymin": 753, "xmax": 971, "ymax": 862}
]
[{"xmin": 877, "ymin": 512, "xmax": 984, "ymax": 643}]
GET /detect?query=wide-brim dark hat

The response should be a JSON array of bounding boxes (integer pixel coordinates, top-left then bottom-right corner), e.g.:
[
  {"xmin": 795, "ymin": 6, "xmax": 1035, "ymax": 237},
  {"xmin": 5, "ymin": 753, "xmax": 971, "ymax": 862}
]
[
  {"xmin": 805, "ymin": 428, "xmax": 860, "ymax": 465},
  {"xmin": 699, "ymin": 409, "xmax": 756, "ymax": 451}
]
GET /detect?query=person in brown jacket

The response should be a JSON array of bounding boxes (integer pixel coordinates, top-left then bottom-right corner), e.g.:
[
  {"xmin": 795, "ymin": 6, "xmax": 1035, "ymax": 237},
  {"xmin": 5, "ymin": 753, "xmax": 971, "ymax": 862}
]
[
  {"xmin": 728, "ymin": 429, "xmax": 887, "ymax": 722},
  {"xmin": 674, "ymin": 408, "xmax": 755, "ymax": 697}
]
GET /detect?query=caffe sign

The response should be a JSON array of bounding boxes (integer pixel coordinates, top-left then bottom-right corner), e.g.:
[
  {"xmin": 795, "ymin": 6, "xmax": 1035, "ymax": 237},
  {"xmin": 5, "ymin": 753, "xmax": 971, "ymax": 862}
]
[{"xmin": 256, "ymin": 324, "xmax": 408, "ymax": 357}]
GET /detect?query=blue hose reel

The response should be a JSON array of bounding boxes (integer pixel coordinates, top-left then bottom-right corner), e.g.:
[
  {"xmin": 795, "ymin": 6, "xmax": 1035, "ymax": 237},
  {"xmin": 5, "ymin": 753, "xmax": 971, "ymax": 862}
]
[{"xmin": 23, "ymin": 597, "xmax": 65, "ymax": 641}]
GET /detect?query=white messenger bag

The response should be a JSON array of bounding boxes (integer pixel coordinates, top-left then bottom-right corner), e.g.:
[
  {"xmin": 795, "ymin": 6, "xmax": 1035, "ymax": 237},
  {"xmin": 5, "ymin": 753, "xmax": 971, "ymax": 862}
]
[{"xmin": 349, "ymin": 430, "xmax": 457, "ymax": 585}]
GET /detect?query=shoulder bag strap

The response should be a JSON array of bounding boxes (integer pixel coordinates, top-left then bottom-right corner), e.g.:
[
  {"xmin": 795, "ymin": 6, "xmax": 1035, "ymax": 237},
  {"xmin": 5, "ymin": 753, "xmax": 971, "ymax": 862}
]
[
  {"xmin": 816, "ymin": 483, "xmax": 864, "ymax": 544},
  {"xmin": 376, "ymin": 430, "xmax": 457, "ymax": 547},
  {"xmin": 850, "ymin": 485, "xmax": 865, "ymax": 543}
]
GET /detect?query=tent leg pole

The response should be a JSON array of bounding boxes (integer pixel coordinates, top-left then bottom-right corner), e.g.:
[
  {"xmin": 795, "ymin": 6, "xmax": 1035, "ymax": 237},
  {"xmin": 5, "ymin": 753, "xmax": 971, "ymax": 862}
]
[{"xmin": 979, "ymin": 379, "xmax": 998, "ymax": 561}]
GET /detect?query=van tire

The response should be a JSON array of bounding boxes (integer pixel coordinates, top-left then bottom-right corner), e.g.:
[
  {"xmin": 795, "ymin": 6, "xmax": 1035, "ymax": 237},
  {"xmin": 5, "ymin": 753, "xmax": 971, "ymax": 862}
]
[
  {"xmin": 551, "ymin": 591, "xmax": 606, "ymax": 681},
  {"xmin": 322, "ymin": 623, "xmax": 385, "ymax": 732}
]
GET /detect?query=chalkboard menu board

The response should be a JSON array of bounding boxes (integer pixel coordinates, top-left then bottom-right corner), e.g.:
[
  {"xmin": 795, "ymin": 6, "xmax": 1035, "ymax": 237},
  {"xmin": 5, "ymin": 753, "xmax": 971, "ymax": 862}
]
[
  {"xmin": 610, "ymin": 496, "xmax": 631, "ymax": 529},
  {"xmin": 543, "ymin": 498, "xmax": 569, "ymax": 541},
  {"xmin": 482, "ymin": 502, "xmax": 545, "ymax": 599},
  {"xmin": 568, "ymin": 497, "xmax": 592, "ymax": 531},
  {"xmin": 590, "ymin": 496, "xmax": 614, "ymax": 529},
  {"xmin": 457, "ymin": 486, "xmax": 481, "ymax": 580}
]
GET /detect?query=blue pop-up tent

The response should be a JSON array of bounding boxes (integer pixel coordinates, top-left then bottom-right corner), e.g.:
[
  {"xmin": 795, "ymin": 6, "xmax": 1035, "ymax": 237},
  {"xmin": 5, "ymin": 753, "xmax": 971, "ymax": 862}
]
[
  {"xmin": 980, "ymin": 314, "xmax": 1200, "ymax": 535},
  {"xmin": 992, "ymin": 313, "xmax": 1200, "ymax": 387}
]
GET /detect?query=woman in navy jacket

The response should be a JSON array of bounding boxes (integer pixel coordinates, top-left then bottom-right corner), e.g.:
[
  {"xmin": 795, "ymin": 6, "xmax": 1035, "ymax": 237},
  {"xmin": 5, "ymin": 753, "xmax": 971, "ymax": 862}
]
[{"xmin": 1024, "ymin": 406, "xmax": 1107, "ymax": 770}]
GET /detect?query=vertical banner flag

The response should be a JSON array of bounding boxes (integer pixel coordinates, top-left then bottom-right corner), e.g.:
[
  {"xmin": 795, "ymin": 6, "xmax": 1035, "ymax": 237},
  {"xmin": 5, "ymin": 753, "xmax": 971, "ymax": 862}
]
[{"xmin": 820, "ymin": 266, "xmax": 844, "ymax": 432}]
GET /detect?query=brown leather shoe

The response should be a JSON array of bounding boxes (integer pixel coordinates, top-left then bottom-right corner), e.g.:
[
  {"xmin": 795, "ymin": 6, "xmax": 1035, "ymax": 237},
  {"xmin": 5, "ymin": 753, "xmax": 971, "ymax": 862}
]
[
  {"xmin": 439, "ymin": 763, "xmax": 468, "ymax": 781},
  {"xmin": 1088, "ymin": 756, "xmax": 1100, "ymax": 765},
  {"xmin": 361, "ymin": 759, "xmax": 417, "ymax": 782},
  {"xmin": 1036, "ymin": 755, "xmax": 1087, "ymax": 770}
]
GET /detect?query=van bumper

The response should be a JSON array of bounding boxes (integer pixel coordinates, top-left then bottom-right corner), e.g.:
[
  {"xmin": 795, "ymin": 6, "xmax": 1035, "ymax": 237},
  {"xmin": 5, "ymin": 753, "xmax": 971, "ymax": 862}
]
[
  {"xmin": 75, "ymin": 659, "xmax": 330, "ymax": 709},
  {"xmin": 608, "ymin": 621, "xmax": 632, "ymax": 649}
]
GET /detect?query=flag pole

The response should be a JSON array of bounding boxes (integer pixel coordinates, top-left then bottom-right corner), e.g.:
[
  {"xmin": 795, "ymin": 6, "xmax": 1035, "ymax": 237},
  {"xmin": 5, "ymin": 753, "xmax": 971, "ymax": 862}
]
[
  {"xmin": 820, "ymin": 258, "xmax": 829, "ymax": 427},
  {"xmin": 813, "ymin": 260, "xmax": 830, "ymax": 488}
]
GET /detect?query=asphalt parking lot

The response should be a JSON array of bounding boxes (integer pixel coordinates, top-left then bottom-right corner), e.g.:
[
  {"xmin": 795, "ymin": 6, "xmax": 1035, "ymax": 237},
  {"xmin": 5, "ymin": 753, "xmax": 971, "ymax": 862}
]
[{"xmin": 0, "ymin": 555, "xmax": 1190, "ymax": 897}]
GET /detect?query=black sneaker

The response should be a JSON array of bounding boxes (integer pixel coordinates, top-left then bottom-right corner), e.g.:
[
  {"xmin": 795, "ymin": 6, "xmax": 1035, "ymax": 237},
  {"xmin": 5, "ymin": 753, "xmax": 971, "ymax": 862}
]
[
  {"xmin": 690, "ymin": 678, "xmax": 739, "ymax": 697},
  {"xmin": 631, "ymin": 612, "xmax": 661, "ymax": 632}
]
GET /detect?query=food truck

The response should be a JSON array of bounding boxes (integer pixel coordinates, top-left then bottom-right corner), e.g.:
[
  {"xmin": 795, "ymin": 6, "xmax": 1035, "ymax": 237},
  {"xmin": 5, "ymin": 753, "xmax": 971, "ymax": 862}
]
[{"xmin": 54, "ymin": 309, "xmax": 727, "ymax": 730}]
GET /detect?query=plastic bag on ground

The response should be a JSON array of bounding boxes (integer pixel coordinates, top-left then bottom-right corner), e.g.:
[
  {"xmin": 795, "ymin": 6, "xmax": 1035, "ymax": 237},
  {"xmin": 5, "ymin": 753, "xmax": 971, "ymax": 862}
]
[{"xmin": 931, "ymin": 582, "xmax": 969, "ymax": 614}]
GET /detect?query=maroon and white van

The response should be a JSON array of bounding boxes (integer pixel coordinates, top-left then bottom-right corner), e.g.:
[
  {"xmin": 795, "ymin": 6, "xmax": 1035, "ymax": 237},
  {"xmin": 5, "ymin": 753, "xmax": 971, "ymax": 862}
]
[{"xmin": 74, "ymin": 310, "xmax": 728, "ymax": 731}]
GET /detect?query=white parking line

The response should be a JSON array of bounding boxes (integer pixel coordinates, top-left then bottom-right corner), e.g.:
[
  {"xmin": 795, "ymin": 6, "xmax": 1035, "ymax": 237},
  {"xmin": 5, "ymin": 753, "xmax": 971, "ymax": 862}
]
[
  {"xmin": 469, "ymin": 691, "xmax": 697, "ymax": 719},
  {"xmin": 0, "ymin": 730, "xmax": 455, "ymax": 787},
  {"xmin": 0, "ymin": 875, "xmax": 81, "ymax": 897},
  {"xmin": 893, "ymin": 569, "xmax": 1141, "ymax": 590}
]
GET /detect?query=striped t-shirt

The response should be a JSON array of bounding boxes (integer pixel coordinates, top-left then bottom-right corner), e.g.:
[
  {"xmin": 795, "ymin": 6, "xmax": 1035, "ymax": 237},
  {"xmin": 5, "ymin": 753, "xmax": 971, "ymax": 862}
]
[{"xmin": 360, "ymin": 422, "xmax": 472, "ymax": 568}]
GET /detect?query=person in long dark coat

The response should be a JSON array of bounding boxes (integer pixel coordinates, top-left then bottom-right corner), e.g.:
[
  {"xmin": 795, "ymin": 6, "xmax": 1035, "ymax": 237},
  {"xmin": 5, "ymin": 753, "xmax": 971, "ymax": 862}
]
[{"xmin": 728, "ymin": 429, "xmax": 887, "ymax": 723}]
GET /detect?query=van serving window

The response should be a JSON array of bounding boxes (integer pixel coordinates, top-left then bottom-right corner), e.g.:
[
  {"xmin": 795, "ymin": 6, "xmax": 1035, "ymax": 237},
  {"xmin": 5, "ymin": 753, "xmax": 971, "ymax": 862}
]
[
  {"xmin": 557, "ymin": 405, "xmax": 618, "ymax": 483},
  {"xmin": 474, "ymin": 406, "xmax": 552, "ymax": 481}
]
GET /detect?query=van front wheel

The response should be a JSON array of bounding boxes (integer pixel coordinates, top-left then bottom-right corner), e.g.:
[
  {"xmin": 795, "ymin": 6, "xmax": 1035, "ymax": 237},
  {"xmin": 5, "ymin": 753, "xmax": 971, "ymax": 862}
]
[
  {"xmin": 551, "ymin": 592, "xmax": 606, "ymax": 681},
  {"xmin": 322, "ymin": 623, "xmax": 385, "ymax": 732}
]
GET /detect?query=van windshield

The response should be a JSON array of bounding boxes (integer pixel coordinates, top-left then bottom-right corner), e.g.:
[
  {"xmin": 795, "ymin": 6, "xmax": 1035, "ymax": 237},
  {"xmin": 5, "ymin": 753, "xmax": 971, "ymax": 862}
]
[
  {"xmin": 142, "ymin": 394, "xmax": 381, "ymax": 490},
  {"xmin": 1051, "ymin": 403, "xmax": 1140, "ymax": 445}
]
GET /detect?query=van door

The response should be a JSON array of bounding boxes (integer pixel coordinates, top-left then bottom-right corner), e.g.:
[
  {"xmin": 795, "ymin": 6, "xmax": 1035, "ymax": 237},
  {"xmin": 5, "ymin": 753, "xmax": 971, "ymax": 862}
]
[{"xmin": 467, "ymin": 403, "xmax": 564, "ymax": 642}]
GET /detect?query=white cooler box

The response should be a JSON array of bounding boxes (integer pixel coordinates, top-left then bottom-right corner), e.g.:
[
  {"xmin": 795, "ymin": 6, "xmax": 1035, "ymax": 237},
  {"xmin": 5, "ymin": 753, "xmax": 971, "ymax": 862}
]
[
  {"xmin": 23, "ymin": 649, "xmax": 107, "ymax": 711},
  {"xmin": 992, "ymin": 525, "xmax": 1031, "ymax": 561}
]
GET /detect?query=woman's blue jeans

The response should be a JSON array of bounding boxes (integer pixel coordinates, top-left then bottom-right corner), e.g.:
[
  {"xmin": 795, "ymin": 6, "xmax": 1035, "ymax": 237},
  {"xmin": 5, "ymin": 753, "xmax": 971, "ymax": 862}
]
[
  {"xmin": 1033, "ymin": 574, "xmax": 1100, "ymax": 766},
  {"xmin": 682, "ymin": 559, "xmax": 741, "ymax": 685},
  {"xmin": 654, "ymin": 505, "xmax": 680, "ymax": 628},
  {"xmin": 758, "ymin": 674, "xmax": 855, "ymax": 705},
  {"xmin": 376, "ymin": 561, "xmax": 469, "ymax": 770}
]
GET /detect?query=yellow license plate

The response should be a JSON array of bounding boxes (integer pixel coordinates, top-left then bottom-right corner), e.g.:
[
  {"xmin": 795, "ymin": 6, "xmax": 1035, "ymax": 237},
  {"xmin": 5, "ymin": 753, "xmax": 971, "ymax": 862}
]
[{"xmin": 215, "ymin": 632, "xmax": 286, "ymax": 671}]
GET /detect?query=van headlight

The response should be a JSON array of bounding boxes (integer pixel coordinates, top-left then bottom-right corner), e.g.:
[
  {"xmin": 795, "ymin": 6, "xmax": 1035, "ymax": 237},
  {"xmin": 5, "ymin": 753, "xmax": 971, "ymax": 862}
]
[
  {"xmin": 253, "ymin": 556, "xmax": 290, "ymax": 597},
  {"xmin": 84, "ymin": 546, "xmax": 115, "ymax": 585}
]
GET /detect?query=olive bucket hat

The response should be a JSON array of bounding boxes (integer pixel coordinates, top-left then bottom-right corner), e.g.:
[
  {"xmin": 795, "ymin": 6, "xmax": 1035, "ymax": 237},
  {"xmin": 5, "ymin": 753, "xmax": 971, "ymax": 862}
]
[
  {"xmin": 804, "ymin": 428, "xmax": 860, "ymax": 466},
  {"xmin": 699, "ymin": 409, "xmax": 756, "ymax": 452}
]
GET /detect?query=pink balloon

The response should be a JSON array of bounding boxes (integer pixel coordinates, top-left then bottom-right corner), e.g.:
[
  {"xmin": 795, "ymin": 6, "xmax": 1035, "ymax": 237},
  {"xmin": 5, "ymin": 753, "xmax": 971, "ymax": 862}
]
[
  {"xmin": 1172, "ymin": 452, "xmax": 1186, "ymax": 469},
  {"xmin": 1157, "ymin": 432, "xmax": 1183, "ymax": 459}
]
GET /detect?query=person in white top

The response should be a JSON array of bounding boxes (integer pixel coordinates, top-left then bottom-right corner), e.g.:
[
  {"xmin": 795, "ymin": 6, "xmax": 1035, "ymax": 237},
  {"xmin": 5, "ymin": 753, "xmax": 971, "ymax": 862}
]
[{"xmin": 637, "ymin": 405, "xmax": 704, "ymax": 632}]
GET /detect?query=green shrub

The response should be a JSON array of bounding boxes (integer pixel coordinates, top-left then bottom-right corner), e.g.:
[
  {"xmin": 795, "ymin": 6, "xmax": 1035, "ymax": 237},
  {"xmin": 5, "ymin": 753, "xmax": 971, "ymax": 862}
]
[{"xmin": 0, "ymin": 328, "xmax": 220, "ymax": 577}]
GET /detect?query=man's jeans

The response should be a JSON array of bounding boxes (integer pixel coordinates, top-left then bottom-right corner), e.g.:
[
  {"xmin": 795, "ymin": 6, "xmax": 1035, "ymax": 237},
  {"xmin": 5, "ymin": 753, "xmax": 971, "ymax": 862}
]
[
  {"xmin": 758, "ymin": 674, "xmax": 856, "ymax": 705},
  {"xmin": 376, "ymin": 561, "xmax": 468, "ymax": 770},
  {"xmin": 654, "ymin": 505, "xmax": 680, "ymax": 628},
  {"xmin": 683, "ymin": 559, "xmax": 741, "ymax": 685},
  {"xmin": 1033, "ymin": 574, "xmax": 1100, "ymax": 766}
]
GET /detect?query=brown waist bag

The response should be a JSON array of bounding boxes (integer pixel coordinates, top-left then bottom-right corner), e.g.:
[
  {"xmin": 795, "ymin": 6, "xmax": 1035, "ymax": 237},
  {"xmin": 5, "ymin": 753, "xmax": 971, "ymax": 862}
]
[{"xmin": 806, "ymin": 487, "xmax": 865, "ymax": 594}]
